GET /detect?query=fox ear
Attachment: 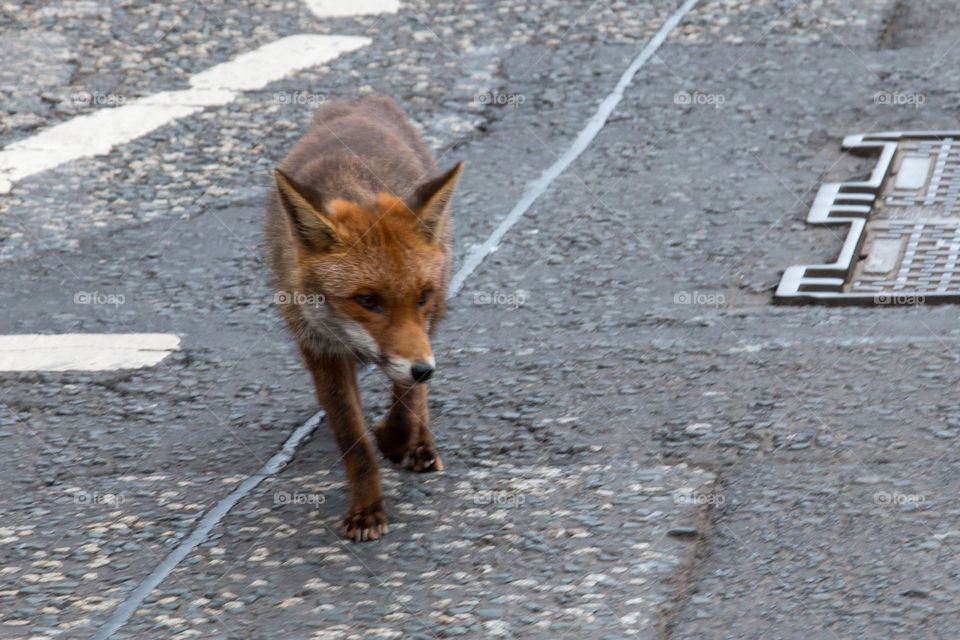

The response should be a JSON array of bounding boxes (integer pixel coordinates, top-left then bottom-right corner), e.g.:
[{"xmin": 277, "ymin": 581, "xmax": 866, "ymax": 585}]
[
  {"xmin": 408, "ymin": 162, "xmax": 463, "ymax": 244},
  {"xmin": 273, "ymin": 169, "xmax": 339, "ymax": 252}
]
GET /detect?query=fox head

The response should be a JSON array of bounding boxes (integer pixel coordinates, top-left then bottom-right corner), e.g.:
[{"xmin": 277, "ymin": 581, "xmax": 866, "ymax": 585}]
[{"xmin": 273, "ymin": 162, "xmax": 463, "ymax": 387}]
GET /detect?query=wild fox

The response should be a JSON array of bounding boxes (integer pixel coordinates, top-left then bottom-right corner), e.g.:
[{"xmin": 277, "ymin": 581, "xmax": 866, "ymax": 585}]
[{"xmin": 266, "ymin": 96, "xmax": 463, "ymax": 541}]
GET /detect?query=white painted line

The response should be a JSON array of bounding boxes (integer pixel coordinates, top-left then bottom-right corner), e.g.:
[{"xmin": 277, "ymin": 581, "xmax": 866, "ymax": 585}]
[
  {"xmin": 187, "ymin": 34, "xmax": 370, "ymax": 92},
  {"xmin": 91, "ymin": 1, "xmax": 700, "ymax": 637},
  {"xmin": 727, "ymin": 334, "xmax": 960, "ymax": 352},
  {"xmin": 305, "ymin": 0, "xmax": 400, "ymax": 18},
  {"xmin": 448, "ymin": 0, "xmax": 701, "ymax": 296},
  {"xmin": 0, "ymin": 333, "xmax": 179, "ymax": 372},
  {"xmin": 0, "ymin": 35, "xmax": 371, "ymax": 195}
]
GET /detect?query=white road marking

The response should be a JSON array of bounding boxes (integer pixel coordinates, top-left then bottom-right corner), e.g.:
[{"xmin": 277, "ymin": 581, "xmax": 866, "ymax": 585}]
[
  {"xmin": 305, "ymin": 0, "xmax": 400, "ymax": 18},
  {"xmin": 91, "ymin": 1, "xmax": 702, "ymax": 637},
  {"xmin": 727, "ymin": 335, "xmax": 960, "ymax": 352},
  {"xmin": 0, "ymin": 334, "xmax": 179, "ymax": 371},
  {"xmin": 449, "ymin": 0, "xmax": 701, "ymax": 296},
  {"xmin": 0, "ymin": 35, "xmax": 371, "ymax": 194}
]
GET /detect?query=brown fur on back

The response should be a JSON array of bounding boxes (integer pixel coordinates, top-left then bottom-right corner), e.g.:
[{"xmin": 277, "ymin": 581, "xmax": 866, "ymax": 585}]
[
  {"xmin": 266, "ymin": 97, "xmax": 444, "ymax": 291},
  {"xmin": 281, "ymin": 96, "xmax": 436, "ymax": 210}
]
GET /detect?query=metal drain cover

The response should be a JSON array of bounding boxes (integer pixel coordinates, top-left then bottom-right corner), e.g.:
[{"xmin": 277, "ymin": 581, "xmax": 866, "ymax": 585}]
[{"xmin": 777, "ymin": 131, "xmax": 960, "ymax": 305}]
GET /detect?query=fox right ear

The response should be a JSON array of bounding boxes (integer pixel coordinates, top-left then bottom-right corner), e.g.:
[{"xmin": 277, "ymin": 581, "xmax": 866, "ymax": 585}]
[
  {"xmin": 273, "ymin": 169, "xmax": 339, "ymax": 252},
  {"xmin": 408, "ymin": 162, "xmax": 464, "ymax": 244}
]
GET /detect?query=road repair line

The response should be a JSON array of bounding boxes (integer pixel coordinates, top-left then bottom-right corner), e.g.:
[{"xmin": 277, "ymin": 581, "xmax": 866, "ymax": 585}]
[
  {"xmin": 0, "ymin": 35, "xmax": 370, "ymax": 194},
  {"xmin": 0, "ymin": 333, "xmax": 180, "ymax": 372},
  {"xmin": 449, "ymin": 0, "xmax": 700, "ymax": 294},
  {"xmin": 91, "ymin": 1, "xmax": 701, "ymax": 637}
]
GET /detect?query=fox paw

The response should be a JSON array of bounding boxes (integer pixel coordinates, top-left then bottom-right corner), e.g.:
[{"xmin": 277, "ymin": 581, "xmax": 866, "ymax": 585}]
[
  {"xmin": 373, "ymin": 421, "xmax": 443, "ymax": 472},
  {"xmin": 398, "ymin": 445, "xmax": 443, "ymax": 473},
  {"xmin": 341, "ymin": 505, "xmax": 387, "ymax": 542}
]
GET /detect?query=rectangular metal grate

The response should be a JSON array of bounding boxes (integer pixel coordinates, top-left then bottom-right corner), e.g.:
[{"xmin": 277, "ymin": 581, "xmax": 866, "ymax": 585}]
[{"xmin": 776, "ymin": 131, "xmax": 960, "ymax": 304}]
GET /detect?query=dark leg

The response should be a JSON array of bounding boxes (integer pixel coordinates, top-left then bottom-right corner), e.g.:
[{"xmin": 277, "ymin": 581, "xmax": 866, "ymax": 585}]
[
  {"xmin": 301, "ymin": 348, "xmax": 386, "ymax": 541},
  {"xmin": 374, "ymin": 383, "xmax": 443, "ymax": 472}
]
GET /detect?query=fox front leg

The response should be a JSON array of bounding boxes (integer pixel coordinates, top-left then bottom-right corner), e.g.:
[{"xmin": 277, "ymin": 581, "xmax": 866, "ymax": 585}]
[
  {"xmin": 375, "ymin": 383, "xmax": 443, "ymax": 472},
  {"xmin": 300, "ymin": 348, "xmax": 387, "ymax": 541}
]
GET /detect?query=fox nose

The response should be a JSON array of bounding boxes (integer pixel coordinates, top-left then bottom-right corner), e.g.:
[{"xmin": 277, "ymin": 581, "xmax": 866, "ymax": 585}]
[{"xmin": 410, "ymin": 362, "xmax": 434, "ymax": 383}]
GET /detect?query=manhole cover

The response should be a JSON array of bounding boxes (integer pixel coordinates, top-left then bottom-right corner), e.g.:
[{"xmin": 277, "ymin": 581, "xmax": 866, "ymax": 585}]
[{"xmin": 777, "ymin": 131, "xmax": 960, "ymax": 305}]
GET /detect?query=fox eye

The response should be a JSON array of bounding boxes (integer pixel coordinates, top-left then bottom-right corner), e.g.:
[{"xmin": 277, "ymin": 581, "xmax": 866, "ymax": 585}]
[
  {"xmin": 418, "ymin": 289, "xmax": 433, "ymax": 307},
  {"xmin": 353, "ymin": 294, "xmax": 381, "ymax": 311}
]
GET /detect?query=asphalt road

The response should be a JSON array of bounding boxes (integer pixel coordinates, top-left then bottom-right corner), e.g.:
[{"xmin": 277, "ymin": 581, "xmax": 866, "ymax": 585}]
[{"xmin": 2, "ymin": 0, "xmax": 960, "ymax": 638}]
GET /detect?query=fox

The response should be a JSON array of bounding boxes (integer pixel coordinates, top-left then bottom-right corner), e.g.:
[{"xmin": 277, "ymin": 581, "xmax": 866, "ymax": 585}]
[{"xmin": 266, "ymin": 96, "xmax": 463, "ymax": 542}]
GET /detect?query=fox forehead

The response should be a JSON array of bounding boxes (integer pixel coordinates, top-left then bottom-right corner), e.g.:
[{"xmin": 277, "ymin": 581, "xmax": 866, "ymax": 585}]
[
  {"xmin": 298, "ymin": 197, "xmax": 445, "ymax": 297},
  {"xmin": 306, "ymin": 251, "xmax": 443, "ymax": 300},
  {"xmin": 323, "ymin": 193, "xmax": 416, "ymax": 228}
]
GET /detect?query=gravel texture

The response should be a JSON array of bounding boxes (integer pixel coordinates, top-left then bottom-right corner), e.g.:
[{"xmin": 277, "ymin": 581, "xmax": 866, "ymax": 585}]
[{"xmin": 5, "ymin": 0, "xmax": 960, "ymax": 637}]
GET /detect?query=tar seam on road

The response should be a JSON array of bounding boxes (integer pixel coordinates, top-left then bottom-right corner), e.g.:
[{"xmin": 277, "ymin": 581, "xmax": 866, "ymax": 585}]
[
  {"xmin": 89, "ymin": 415, "xmax": 323, "ymax": 640},
  {"xmin": 90, "ymin": 1, "xmax": 701, "ymax": 637},
  {"xmin": 449, "ymin": 0, "xmax": 700, "ymax": 296}
]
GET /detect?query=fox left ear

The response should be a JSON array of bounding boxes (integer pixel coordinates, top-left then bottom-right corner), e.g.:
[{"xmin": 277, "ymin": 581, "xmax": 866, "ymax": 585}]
[
  {"xmin": 273, "ymin": 168, "xmax": 340, "ymax": 253},
  {"xmin": 408, "ymin": 162, "xmax": 464, "ymax": 244}
]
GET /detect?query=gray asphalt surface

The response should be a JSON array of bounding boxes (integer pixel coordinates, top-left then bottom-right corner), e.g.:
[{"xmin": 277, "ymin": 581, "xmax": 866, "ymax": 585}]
[{"xmin": 2, "ymin": 0, "xmax": 960, "ymax": 638}]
